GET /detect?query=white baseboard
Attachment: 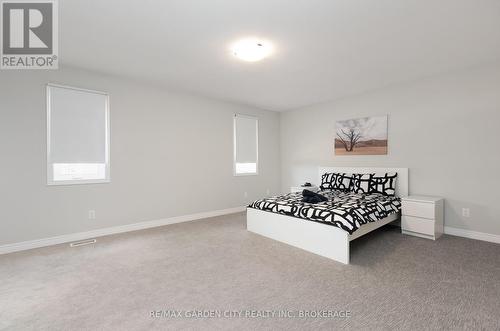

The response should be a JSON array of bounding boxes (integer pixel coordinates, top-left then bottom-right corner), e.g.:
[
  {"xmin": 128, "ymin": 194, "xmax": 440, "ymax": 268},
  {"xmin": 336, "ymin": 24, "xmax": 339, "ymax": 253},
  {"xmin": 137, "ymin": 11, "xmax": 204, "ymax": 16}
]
[
  {"xmin": 2, "ymin": 209, "xmax": 497, "ymax": 256},
  {"xmin": 0, "ymin": 206, "xmax": 246, "ymax": 255},
  {"xmin": 444, "ymin": 226, "xmax": 500, "ymax": 244}
]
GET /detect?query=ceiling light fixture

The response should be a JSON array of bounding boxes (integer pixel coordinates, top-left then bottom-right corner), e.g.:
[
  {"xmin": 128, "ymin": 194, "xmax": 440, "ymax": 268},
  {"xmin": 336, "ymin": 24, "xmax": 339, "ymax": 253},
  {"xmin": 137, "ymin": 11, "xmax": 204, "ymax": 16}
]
[{"xmin": 231, "ymin": 38, "xmax": 274, "ymax": 62}]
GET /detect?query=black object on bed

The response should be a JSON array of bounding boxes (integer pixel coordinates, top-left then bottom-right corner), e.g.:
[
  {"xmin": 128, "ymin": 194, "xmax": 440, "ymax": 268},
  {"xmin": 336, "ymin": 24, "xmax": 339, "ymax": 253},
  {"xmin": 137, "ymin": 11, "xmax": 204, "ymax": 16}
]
[{"xmin": 301, "ymin": 189, "xmax": 328, "ymax": 204}]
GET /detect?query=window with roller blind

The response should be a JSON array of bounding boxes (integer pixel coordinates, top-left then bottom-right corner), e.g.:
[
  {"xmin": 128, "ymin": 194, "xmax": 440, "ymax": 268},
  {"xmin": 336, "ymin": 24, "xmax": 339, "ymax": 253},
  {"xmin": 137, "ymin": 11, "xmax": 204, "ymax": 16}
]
[
  {"xmin": 46, "ymin": 84, "xmax": 110, "ymax": 185},
  {"xmin": 233, "ymin": 114, "xmax": 258, "ymax": 176}
]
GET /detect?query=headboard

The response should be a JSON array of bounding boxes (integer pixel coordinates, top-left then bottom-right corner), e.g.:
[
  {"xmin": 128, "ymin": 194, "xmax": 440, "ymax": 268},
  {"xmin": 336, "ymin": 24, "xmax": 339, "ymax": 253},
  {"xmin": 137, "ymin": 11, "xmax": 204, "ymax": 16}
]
[{"xmin": 318, "ymin": 167, "xmax": 409, "ymax": 197}]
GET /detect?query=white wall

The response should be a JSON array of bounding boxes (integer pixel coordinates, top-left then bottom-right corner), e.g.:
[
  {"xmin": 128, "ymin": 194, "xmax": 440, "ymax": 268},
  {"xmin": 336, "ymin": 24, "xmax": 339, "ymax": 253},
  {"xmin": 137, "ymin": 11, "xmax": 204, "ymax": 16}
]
[
  {"xmin": 280, "ymin": 62, "xmax": 500, "ymax": 236},
  {"xmin": 0, "ymin": 67, "xmax": 281, "ymax": 246},
  {"xmin": 2, "ymin": 61, "xmax": 499, "ymax": 246}
]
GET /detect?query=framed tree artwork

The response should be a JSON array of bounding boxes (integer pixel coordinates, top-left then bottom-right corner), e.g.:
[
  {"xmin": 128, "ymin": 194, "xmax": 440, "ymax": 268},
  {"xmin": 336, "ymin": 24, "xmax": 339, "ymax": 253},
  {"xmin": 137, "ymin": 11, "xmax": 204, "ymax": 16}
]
[{"xmin": 335, "ymin": 115, "xmax": 388, "ymax": 155}]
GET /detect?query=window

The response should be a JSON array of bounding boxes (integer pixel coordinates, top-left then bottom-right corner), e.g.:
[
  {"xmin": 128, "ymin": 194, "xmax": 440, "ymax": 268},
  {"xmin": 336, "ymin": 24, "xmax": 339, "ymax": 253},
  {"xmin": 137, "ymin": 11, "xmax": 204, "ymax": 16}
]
[
  {"xmin": 47, "ymin": 84, "xmax": 110, "ymax": 185},
  {"xmin": 233, "ymin": 114, "xmax": 258, "ymax": 175}
]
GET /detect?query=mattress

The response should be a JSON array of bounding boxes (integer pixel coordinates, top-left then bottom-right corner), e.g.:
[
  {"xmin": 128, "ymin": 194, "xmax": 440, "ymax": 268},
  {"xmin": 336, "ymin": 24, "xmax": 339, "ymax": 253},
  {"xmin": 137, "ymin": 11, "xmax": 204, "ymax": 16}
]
[{"xmin": 248, "ymin": 190, "xmax": 401, "ymax": 234}]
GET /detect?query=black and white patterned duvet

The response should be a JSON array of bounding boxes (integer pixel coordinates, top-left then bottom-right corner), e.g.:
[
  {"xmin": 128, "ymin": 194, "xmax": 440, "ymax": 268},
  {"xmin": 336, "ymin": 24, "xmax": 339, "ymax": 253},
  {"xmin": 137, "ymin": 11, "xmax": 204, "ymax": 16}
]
[{"xmin": 248, "ymin": 190, "xmax": 401, "ymax": 234}]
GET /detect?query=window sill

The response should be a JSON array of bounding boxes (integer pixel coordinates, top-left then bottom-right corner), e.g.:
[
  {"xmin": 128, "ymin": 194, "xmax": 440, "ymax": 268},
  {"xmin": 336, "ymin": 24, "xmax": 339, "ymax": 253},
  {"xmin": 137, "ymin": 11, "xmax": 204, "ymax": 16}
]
[{"xmin": 47, "ymin": 179, "xmax": 111, "ymax": 186}]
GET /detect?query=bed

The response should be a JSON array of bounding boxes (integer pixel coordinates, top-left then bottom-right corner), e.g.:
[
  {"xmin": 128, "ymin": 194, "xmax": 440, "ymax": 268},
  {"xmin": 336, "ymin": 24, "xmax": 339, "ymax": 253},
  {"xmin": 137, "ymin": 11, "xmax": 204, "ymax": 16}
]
[{"xmin": 247, "ymin": 167, "xmax": 409, "ymax": 264}]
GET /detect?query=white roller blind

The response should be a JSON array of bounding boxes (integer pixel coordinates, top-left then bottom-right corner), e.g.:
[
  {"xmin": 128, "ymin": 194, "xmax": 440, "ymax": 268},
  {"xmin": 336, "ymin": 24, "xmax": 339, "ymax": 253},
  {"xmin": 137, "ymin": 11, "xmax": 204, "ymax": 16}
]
[
  {"xmin": 233, "ymin": 114, "xmax": 258, "ymax": 175},
  {"xmin": 47, "ymin": 84, "xmax": 110, "ymax": 185}
]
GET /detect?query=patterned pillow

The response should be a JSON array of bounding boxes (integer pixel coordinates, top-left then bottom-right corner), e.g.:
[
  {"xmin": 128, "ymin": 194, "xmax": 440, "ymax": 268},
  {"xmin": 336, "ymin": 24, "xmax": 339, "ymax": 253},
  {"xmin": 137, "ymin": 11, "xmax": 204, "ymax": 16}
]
[
  {"xmin": 320, "ymin": 172, "xmax": 352, "ymax": 191},
  {"xmin": 331, "ymin": 173, "xmax": 352, "ymax": 191},
  {"xmin": 370, "ymin": 172, "xmax": 398, "ymax": 196},
  {"xmin": 320, "ymin": 172, "xmax": 335, "ymax": 190},
  {"xmin": 350, "ymin": 174, "xmax": 373, "ymax": 194}
]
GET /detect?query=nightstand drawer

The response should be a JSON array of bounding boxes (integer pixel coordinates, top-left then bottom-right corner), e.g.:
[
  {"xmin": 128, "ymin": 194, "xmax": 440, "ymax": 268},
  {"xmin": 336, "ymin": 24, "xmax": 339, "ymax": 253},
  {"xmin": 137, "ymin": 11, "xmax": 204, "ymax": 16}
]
[
  {"xmin": 402, "ymin": 200, "xmax": 435, "ymax": 219},
  {"xmin": 402, "ymin": 216, "xmax": 435, "ymax": 235}
]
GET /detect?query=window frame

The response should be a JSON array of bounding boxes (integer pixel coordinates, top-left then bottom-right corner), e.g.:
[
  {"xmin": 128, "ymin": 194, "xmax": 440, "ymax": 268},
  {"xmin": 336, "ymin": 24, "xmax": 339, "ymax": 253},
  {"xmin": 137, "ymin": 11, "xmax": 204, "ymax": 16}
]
[
  {"xmin": 46, "ymin": 83, "xmax": 111, "ymax": 186},
  {"xmin": 233, "ymin": 114, "xmax": 259, "ymax": 176}
]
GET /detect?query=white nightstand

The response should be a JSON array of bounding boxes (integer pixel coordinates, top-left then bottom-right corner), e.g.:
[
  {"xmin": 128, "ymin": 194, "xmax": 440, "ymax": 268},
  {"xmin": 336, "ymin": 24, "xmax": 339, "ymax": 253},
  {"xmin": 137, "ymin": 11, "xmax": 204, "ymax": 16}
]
[
  {"xmin": 401, "ymin": 195, "xmax": 444, "ymax": 240},
  {"xmin": 291, "ymin": 186, "xmax": 319, "ymax": 193}
]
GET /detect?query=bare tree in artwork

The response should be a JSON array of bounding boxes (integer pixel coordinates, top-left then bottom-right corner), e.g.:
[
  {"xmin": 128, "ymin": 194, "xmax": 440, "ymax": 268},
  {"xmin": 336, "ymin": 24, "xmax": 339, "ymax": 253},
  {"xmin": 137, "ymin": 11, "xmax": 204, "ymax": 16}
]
[
  {"xmin": 336, "ymin": 128, "xmax": 363, "ymax": 152},
  {"xmin": 335, "ymin": 116, "xmax": 388, "ymax": 155}
]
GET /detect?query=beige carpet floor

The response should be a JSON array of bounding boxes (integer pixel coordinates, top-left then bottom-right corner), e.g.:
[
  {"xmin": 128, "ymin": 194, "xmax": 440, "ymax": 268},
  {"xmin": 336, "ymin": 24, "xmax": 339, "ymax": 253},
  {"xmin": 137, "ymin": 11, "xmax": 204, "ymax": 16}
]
[{"xmin": 1, "ymin": 212, "xmax": 499, "ymax": 331}]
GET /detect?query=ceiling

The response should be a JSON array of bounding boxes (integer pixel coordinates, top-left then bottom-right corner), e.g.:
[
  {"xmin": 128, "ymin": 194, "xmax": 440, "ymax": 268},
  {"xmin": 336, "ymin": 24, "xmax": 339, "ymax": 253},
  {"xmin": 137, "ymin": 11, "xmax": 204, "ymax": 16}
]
[{"xmin": 60, "ymin": 0, "xmax": 500, "ymax": 111}]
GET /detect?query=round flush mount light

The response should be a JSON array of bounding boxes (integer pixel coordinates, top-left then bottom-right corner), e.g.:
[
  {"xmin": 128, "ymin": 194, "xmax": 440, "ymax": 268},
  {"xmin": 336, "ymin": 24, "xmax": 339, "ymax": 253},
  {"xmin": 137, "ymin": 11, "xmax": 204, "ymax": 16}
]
[{"xmin": 231, "ymin": 38, "xmax": 274, "ymax": 62}]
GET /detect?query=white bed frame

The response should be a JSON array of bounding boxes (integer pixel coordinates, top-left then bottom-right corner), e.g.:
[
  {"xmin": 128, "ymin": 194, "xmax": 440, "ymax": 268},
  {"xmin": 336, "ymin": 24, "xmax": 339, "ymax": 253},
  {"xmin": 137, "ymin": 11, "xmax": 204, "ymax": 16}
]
[{"xmin": 247, "ymin": 167, "xmax": 409, "ymax": 264}]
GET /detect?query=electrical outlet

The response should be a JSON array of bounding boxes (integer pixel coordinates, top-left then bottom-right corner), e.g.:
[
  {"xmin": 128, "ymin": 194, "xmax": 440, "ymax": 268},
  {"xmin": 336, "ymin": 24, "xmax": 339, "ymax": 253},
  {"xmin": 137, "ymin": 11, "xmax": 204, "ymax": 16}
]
[
  {"xmin": 244, "ymin": 191, "xmax": 248, "ymax": 198},
  {"xmin": 462, "ymin": 208, "xmax": 470, "ymax": 218},
  {"xmin": 266, "ymin": 188, "xmax": 270, "ymax": 195},
  {"xmin": 88, "ymin": 210, "xmax": 96, "ymax": 220}
]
